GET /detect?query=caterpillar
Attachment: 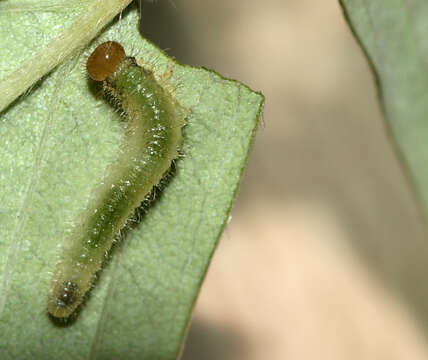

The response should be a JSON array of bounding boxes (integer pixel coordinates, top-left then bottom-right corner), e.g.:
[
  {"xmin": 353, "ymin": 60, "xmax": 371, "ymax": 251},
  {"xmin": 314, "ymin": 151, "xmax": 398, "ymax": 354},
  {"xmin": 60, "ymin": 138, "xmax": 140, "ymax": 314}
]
[{"xmin": 47, "ymin": 41, "xmax": 185, "ymax": 318}]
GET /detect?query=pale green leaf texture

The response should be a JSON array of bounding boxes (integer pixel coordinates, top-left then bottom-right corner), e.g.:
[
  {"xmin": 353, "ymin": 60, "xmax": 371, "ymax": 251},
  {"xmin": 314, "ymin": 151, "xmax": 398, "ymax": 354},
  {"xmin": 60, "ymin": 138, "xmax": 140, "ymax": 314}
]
[
  {"xmin": 0, "ymin": 3, "xmax": 263, "ymax": 360},
  {"xmin": 339, "ymin": 1, "xmax": 428, "ymax": 217}
]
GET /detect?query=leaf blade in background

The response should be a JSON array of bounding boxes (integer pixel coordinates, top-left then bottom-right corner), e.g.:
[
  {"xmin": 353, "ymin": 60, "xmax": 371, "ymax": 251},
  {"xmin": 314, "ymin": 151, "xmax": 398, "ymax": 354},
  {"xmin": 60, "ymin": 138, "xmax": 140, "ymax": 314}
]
[
  {"xmin": 0, "ymin": 4, "xmax": 264, "ymax": 360},
  {"xmin": 339, "ymin": 1, "xmax": 428, "ymax": 217}
]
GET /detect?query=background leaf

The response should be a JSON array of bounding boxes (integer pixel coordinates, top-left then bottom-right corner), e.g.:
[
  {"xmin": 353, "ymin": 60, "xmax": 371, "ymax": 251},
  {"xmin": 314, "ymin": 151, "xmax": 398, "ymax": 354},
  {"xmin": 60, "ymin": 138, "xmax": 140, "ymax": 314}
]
[
  {"xmin": 339, "ymin": 1, "xmax": 428, "ymax": 217},
  {"xmin": 0, "ymin": 3, "xmax": 263, "ymax": 359}
]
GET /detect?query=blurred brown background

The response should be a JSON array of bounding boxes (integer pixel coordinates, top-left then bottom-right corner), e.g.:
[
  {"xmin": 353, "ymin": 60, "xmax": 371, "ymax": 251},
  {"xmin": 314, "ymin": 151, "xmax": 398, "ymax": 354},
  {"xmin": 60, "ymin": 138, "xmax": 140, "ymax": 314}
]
[{"xmin": 142, "ymin": 1, "xmax": 428, "ymax": 359}]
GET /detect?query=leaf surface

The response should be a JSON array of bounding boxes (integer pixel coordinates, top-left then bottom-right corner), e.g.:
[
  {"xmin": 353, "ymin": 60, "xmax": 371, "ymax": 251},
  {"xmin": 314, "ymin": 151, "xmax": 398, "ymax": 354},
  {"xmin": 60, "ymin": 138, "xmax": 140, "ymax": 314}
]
[
  {"xmin": 339, "ymin": 0, "xmax": 428, "ymax": 216},
  {"xmin": 0, "ymin": 3, "xmax": 264, "ymax": 359}
]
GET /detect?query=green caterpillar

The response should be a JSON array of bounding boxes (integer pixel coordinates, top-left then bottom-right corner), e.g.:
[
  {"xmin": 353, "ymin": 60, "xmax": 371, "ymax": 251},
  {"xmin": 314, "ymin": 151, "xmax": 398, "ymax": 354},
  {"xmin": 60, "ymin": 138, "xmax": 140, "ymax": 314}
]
[{"xmin": 47, "ymin": 41, "xmax": 185, "ymax": 318}]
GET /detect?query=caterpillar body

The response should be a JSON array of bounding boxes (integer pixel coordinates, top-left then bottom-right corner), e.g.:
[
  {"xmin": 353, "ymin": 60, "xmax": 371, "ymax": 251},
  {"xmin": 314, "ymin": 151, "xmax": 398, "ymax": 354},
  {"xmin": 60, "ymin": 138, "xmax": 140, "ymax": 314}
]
[{"xmin": 47, "ymin": 41, "xmax": 185, "ymax": 318}]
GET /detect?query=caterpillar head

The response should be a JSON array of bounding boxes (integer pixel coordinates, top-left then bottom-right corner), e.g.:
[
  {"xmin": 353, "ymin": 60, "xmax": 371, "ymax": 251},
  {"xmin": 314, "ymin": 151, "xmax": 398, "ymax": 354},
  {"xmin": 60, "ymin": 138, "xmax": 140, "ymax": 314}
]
[{"xmin": 86, "ymin": 41, "xmax": 126, "ymax": 81}]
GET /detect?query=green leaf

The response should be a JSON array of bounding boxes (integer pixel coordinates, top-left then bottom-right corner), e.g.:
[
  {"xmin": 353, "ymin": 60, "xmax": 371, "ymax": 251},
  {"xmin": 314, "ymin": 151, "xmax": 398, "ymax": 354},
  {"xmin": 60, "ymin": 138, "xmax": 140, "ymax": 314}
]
[
  {"xmin": 0, "ymin": 0, "xmax": 133, "ymax": 112},
  {"xmin": 0, "ymin": 3, "xmax": 263, "ymax": 359},
  {"xmin": 339, "ymin": 1, "xmax": 428, "ymax": 217}
]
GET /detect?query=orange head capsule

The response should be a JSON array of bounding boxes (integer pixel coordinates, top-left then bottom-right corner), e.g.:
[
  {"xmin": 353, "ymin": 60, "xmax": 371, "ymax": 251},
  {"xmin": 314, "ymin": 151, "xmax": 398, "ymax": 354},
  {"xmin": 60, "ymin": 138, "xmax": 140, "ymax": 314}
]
[{"xmin": 86, "ymin": 41, "xmax": 126, "ymax": 81}]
